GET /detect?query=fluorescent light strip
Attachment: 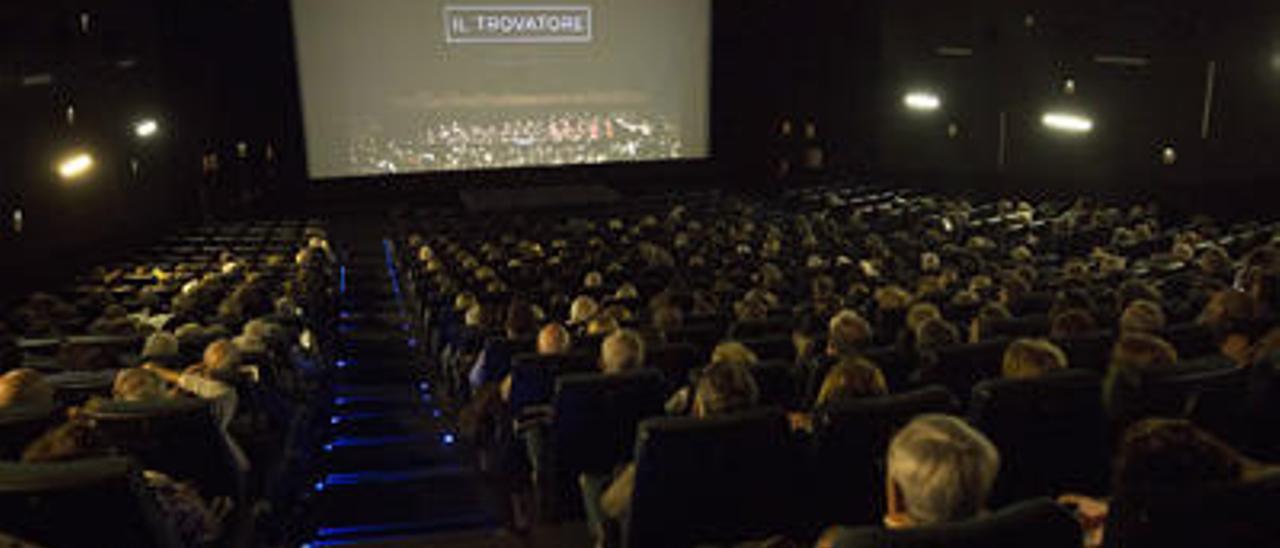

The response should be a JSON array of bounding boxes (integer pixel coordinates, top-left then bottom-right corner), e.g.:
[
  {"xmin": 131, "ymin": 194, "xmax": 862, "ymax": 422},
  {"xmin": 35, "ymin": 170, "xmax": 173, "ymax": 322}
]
[
  {"xmin": 1094, "ymin": 55, "xmax": 1150, "ymax": 67},
  {"xmin": 903, "ymin": 92, "xmax": 941, "ymax": 111},
  {"xmin": 1042, "ymin": 112, "xmax": 1094, "ymax": 133},
  {"xmin": 935, "ymin": 46, "xmax": 973, "ymax": 57}
]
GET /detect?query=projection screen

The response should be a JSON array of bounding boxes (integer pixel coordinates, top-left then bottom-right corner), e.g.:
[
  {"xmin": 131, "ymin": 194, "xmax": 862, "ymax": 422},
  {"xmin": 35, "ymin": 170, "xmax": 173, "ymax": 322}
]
[{"xmin": 290, "ymin": 0, "xmax": 711, "ymax": 179}]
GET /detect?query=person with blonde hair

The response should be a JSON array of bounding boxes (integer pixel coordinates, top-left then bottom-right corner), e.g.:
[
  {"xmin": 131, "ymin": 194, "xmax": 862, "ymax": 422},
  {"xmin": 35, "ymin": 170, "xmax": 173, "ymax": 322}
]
[
  {"xmin": 1119, "ymin": 299, "xmax": 1167, "ymax": 335},
  {"xmin": 1104, "ymin": 333, "xmax": 1180, "ymax": 425},
  {"xmin": 112, "ymin": 367, "xmax": 168, "ymax": 402},
  {"xmin": 827, "ymin": 309, "xmax": 874, "ymax": 358},
  {"xmin": 568, "ymin": 295, "xmax": 601, "ymax": 326},
  {"xmin": 710, "ymin": 341, "xmax": 759, "ymax": 368},
  {"xmin": 0, "ymin": 369, "xmax": 56, "ymax": 414},
  {"xmin": 599, "ymin": 329, "xmax": 645, "ymax": 374},
  {"xmin": 1002, "ymin": 338, "xmax": 1069, "ymax": 380},
  {"xmin": 816, "ymin": 357, "xmax": 888, "ymax": 407}
]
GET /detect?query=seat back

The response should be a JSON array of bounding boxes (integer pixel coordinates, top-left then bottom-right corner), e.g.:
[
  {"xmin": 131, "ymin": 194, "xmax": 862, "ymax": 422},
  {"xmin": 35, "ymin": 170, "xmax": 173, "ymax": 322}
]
[
  {"xmin": 508, "ymin": 351, "xmax": 598, "ymax": 414},
  {"xmin": 1118, "ymin": 366, "xmax": 1251, "ymax": 435},
  {"xmin": 1104, "ymin": 472, "xmax": 1280, "ymax": 548},
  {"xmin": 546, "ymin": 370, "xmax": 666, "ymax": 519},
  {"xmin": 916, "ymin": 339, "xmax": 1010, "ymax": 405},
  {"xmin": 644, "ymin": 343, "xmax": 701, "ymax": 391},
  {"xmin": 969, "ymin": 369, "xmax": 1109, "ymax": 503},
  {"xmin": 1162, "ymin": 322, "xmax": 1217, "ymax": 360},
  {"xmin": 0, "ymin": 457, "xmax": 180, "ymax": 548},
  {"xmin": 82, "ymin": 398, "xmax": 240, "ymax": 499},
  {"xmin": 0, "ymin": 408, "xmax": 60, "ymax": 460},
  {"xmin": 1052, "ymin": 330, "xmax": 1115, "ymax": 373},
  {"xmin": 811, "ymin": 386, "xmax": 958, "ymax": 529},
  {"xmin": 829, "ymin": 498, "xmax": 1080, "ymax": 548},
  {"xmin": 626, "ymin": 408, "xmax": 801, "ymax": 548},
  {"xmin": 750, "ymin": 361, "xmax": 798, "ymax": 409}
]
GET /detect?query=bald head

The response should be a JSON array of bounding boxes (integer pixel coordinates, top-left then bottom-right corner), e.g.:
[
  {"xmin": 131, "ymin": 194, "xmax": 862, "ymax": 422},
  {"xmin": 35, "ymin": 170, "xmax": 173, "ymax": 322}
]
[{"xmin": 537, "ymin": 323, "xmax": 572, "ymax": 356}]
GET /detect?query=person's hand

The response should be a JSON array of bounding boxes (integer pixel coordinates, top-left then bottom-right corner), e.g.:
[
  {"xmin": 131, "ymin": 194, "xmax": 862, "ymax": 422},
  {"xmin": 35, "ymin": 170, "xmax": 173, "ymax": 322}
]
[
  {"xmin": 1058, "ymin": 493, "xmax": 1107, "ymax": 548},
  {"xmin": 786, "ymin": 412, "xmax": 814, "ymax": 433}
]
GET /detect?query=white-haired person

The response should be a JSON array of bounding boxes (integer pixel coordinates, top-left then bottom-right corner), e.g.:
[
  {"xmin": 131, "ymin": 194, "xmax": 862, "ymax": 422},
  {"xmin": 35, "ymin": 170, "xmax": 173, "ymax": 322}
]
[{"xmin": 818, "ymin": 414, "xmax": 1000, "ymax": 546}]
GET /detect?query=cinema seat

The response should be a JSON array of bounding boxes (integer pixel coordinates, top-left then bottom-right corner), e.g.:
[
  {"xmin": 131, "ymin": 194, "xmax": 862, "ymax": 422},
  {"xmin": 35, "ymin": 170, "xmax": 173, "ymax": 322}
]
[
  {"xmin": 644, "ymin": 343, "xmax": 701, "ymax": 391},
  {"xmin": 914, "ymin": 339, "xmax": 1011, "ymax": 405},
  {"xmin": 1112, "ymin": 366, "xmax": 1251, "ymax": 437},
  {"xmin": 749, "ymin": 361, "xmax": 799, "ymax": 409},
  {"xmin": 0, "ymin": 457, "xmax": 181, "ymax": 548},
  {"xmin": 0, "ymin": 408, "xmax": 61, "ymax": 460},
  {"xmin": 969, "ymin": 369, "xmax": 1109, "ymax": 504},
  {"xmin": 625, "ymin": 408, "xmax": 802, "ymax": 548},
  {"xmin": 810, "ymin": 386, "xmax": 958, "ymax": 530},
  {"xmin": 543, "ymin": 370, "xmax": 665, "ymax": 520},
  {"xmin": 507, "ymin": 351, "xmax": 598, "ymax": 415},
  {"xmin": 82, "ymin": 398, "xmax": 244, "ymax": 501},
  {"xmin": 1104, "ymin": 472, "xmax": 1280, "ymax": 548},
  {"xmin": 825, "ymin": 498, "xmax": 1080, "ymax": 548}
]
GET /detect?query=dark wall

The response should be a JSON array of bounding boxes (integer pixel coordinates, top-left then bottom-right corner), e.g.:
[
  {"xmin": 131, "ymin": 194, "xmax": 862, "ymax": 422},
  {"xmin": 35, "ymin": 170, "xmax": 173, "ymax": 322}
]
[
  {"xmin": 865, "ymin": 0, "xmax": 1280, "ymax": 216},
  {"xmin": 0, "ymin": 0, "xmax": 299, "ymax": 302}
]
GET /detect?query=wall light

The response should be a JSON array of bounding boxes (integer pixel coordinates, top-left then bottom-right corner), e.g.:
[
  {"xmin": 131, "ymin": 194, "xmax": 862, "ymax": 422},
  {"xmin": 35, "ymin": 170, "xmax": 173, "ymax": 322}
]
[
  {"xmin": 1161, "ymin": 145, "xmax": 1178, "ymax": 165},
  {"xmin": 904, "ymin": 92, "xmax": 941, "ymax": 112},
  {"xmin": 57, "ymin": 152, "xmax": 95, "ymax": 180},
  {"xmin": 134, "ymin": 119, "xmax": 159, "ymax": 139},
  {"xmin": 1041, "ymin": 112, "xmax": 1094, "ymax": 134}
]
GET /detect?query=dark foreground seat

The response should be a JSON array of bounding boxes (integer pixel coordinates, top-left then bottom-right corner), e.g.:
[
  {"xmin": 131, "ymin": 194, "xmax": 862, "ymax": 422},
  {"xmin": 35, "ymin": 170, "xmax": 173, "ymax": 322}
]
[
  {"xmin": 827, "ymin": 498, "xmax": 1080, "ymax": 548},
  {"xmin": 1104, "ymin": 472, "xmax": 1280, "ymax": 548},
  {"xmin": 625, "ymin": 408, "xmax": 802, "ymax": 548},
  {"xmin": 0, "ymin": 457, "xmax": 181, "ymax": 548},
  {"xmin": 82, "ymin": 398, "xmax": 243, "ymax": 501},
  {"xmin": 542, "ymin": 370, "xmax": 665, "ymax": 520},
  {"xmin": 969, "ymin": 369, "xmax": 1109, "ymax": 503}
]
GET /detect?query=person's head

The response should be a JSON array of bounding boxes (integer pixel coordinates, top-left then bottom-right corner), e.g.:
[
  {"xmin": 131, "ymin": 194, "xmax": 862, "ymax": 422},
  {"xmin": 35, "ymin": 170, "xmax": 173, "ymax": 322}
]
[
  {"xmin": 1002, "ymin": 338, "xmax": 1068, "ymax": 380},
  {"xmin": 1120, "ymin": 299, "xmax": 1167, "ymax": 334},
  {"xmin": 600, "ymin": 329, "xmax": 645, "ymax": 374},
  {"xmin": 1116, "ymin": 279, "xmax": 1163, "ymax": 311},
  {"xmin": 1110, "ymin": 333, "xmax": 1179, "ymax": 374},
  {"xmin": 0, "ymin": 369, "xmax": 55, "ymax": 411},
  {"xmin": 537, "ymin": 323, "xmax": 572, "ymax": 355},
  {"xmin": 1113, "ymin": 418, "xmax": 1251, "ymax": 498},
  {"xmin": 1196, "ymin": 246, "xmax": 1233, "ymax": 278},
  {"xmin": 1197, "ymin": 289, "xmax": 1256, "ymax": 337},
  {"xmin": 915, "ymin": 318, "xmax": 961, "ymax": 353},
  {"xmin": 1050, "ymin": 308, "xmax": 1098, "ymax": 338},
  {"xmin": 583, "ymin": 271, "xmax": 604, "ymax": 290},
  {"xmin": 568, "ymin": 295, "xmax": 600, "ymax": 326},
  {"xmin": 710, "ymin": 341, "xmax": 759, "ymax": 368},
  {"xmin": 113, "ymin": 367, "xmax": 167, "ymax": 402},
  {"xmin": 141, "ymin": 331, "xmax": 180, "ymax": 361},
  {"xmin": 586, "ymin": 315, "xmax": 621, "ymax": 337},
  {"xmin": 505, "ymin": 300, "xmax": 538, "ymax": 339},
  {"xmin": 202, "ymin": 339, "xmax": 242, "ymax": 375},
  {"xmin": 21, "ymin": 420, "xmax": 99, "ymax": 463},
  {"xmin": 968, "ymin": 302, "xmax": 1012, "ymax": 343},
  {"xmin": 816, "ymin": 357, "xmax": 888, "ymax": 406},
  {"xmin": 905, "ymin": 302, "xmax": 943, "ymax": 334},
  {"xmin": 692, "ymin": 361, "xmax": 759, "ymax": 418},
  {"xmin": 733, "ymin": 297, "xmax": 769, "ymax": 323},
  {"xmin": 874, "ymin": 285, "xmax": 913, "ymax": 312},
  {"xmin": 651, "ymin": 304, "xmax": 684, "ymax": 335},
  {"xmin": 827, "ymin": 309, "xmax": 873, "ymax": 357},
  {"xmin": 886, "ymin": 414, "xmax": 1000, "ymax": 527}
]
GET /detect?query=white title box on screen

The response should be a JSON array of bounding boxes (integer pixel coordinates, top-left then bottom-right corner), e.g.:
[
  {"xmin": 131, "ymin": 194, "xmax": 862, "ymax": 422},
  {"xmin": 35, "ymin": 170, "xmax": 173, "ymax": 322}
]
[{"xmin": 445, "ymin": 5, "xmax": 593, "ymax": 44}]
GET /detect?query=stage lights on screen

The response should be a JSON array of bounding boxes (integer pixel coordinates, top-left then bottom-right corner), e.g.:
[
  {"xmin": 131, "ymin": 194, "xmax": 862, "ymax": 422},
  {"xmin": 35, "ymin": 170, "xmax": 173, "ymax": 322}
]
[
  {"xmin": 56, "ymin": 152, "xmax": 95, "ymax": 180},
  {"xmin": 1041, "ymin": 112, "xmax": 1094, "ymax": 134},
  {"xmin": 904, "ymin": 92, "xmax": 941, "ymax": 112},
  {"xmin": 134, "ymin": 119, "xmax": 159, "ymax": 139}
]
